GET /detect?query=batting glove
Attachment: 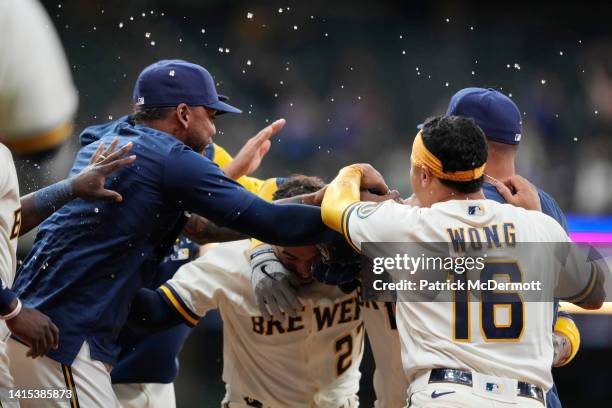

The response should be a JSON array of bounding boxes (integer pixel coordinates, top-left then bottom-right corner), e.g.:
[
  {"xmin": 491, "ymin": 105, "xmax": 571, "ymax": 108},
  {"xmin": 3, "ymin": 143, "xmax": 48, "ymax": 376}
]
[{"xmin": 250, "ymin": 244, "xmax": 302, "ymax": 320}]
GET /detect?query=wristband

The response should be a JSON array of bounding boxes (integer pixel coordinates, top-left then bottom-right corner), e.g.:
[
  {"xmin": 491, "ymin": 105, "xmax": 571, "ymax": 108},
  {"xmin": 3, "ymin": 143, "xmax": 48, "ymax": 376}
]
[
  {"xmin": 0, "ymin": 298, "xmax": 22, "ymax": 320},
  {"xmin": 34, "ymin": 178, "xmax": 74, "ymax": 218},
  {"xmin": 554, "ymin": 316, "xmax": 580, "ymax": 366}
]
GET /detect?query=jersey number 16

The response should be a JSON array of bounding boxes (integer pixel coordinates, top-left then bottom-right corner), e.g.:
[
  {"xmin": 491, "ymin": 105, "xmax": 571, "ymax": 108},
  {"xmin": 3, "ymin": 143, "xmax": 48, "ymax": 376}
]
[{"xmin": 453, "ymin": 262, "xmax": 525, "ymax": 342}]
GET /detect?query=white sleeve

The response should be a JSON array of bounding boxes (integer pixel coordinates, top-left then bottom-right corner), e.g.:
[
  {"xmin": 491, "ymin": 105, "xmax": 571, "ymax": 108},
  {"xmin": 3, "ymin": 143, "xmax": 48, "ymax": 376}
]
[
  {"xmin": 160, "ymin": 247, "xmax": 241, "ymax": 326},
  {"xmin": 344, "ymin": 200, "xmax": 420, "ymax": 251},
  {"xmin": 548, "ymin": 219, "xmax": 600, "ymax": 302},
  {"xmin": 0, "ymin": 0, "xmax": 77, "ymax": 146}
]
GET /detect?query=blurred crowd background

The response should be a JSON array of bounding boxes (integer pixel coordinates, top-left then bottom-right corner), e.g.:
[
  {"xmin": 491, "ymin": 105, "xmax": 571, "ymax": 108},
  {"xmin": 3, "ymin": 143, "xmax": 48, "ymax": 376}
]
[{"xmin": 12, "ymin": 0, "xmax": 612, "ymax": 406}]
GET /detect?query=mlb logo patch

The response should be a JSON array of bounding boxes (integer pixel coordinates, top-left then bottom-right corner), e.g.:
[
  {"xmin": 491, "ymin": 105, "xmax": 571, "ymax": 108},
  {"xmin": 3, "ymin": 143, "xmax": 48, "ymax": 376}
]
[
  {"xmin": 485, "ymin": 382, "xmax": 503, "ymax": 395},
  {"xmin": 468, "ymin": 204, "xmax": 484, "ymax": 216},
  {"xmin": 514, "ymin": 133, "xmax": 522, "ymax": 142}
]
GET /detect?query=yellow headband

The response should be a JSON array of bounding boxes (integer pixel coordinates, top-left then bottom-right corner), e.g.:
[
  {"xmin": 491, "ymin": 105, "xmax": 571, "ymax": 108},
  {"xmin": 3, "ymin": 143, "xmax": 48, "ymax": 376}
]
[{"xmin": 411, "ymin": 131, "xmax": 486, "ymax": 182}]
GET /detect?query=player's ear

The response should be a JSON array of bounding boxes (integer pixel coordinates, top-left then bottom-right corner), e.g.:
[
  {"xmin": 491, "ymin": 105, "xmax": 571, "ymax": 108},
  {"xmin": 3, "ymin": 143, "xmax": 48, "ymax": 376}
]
[
  {"xmin": 176, "ymin": 103, "xmax": 190, "ymax": 129},
  {"xmin": 420, "ymin": 166, "xmax": 433, "ymax": 188}
]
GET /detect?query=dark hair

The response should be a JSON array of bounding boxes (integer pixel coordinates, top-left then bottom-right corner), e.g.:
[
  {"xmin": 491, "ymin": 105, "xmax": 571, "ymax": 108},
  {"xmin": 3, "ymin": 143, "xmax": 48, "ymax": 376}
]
[
  {"xmin": 272, "ymin": 175, "xmax": 326, "ymax": 200},
  {"xmin": 129, "ymin": 106, "xmax": 175, "ymax": 124},
  {"xmin": 420, "ymin": 115, "xmax": 487, "ymax": 193}
]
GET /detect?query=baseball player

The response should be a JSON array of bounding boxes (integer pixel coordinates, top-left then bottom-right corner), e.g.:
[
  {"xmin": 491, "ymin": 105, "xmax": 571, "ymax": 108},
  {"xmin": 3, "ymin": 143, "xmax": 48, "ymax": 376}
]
[
  {"xmin": 0, "ymin": 140, "xmax": 136, "ymax": 407},
  {"xmin": 320, "ymin": 116, "xmax": 604, "ymax": 407},
  {"xmin": 6, "ymin": 59, "xmax": 336, "ymax": 407},
  {"xmin": 431, "ymin": 87, "xmax": 580, "ymax": 407},
  {"xmin": 112, "ymin": 138, "xmax": 284, "ymax": 408},
  {"xmin": 128, "ymin": 175, "xmax": 364, "ymax": 408}
]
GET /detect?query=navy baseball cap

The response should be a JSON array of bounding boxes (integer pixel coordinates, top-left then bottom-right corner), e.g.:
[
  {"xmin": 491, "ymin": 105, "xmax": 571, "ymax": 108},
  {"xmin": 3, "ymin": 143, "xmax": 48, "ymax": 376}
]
[
  {"xmin": 132, "ymin": 59, "xmax": 241, "ymax": 114},
  {"xmin": 419, "ymin": 87, "xmax": 522, "ymax": 145}
]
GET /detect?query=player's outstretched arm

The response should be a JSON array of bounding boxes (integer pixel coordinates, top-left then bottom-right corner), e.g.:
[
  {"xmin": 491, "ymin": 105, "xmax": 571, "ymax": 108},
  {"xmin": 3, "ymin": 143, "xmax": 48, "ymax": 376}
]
[
  {"xmin": 321, "ymin": 164, "xmax": 390, "ymax": 232},
  {"xmin": 183, "ymin": 215, "xmax": 247, "ymax": 245},
  {"xmin": 18, "ymin": 138, "xmax": 136, "ymax": 235}
]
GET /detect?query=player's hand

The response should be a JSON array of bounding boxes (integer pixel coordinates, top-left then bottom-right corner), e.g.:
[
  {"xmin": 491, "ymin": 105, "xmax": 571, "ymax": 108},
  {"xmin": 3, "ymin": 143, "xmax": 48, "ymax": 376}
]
[
  {"xmin": 491, "ymin": 175, "xmax": 541, "ymax": 211},
  {"xmin": 351, "ymin": 163, "xmax": 390, "ymax": 195},
  {"xmin": 359, "ymin": 189, "xmax": 400, "ymax": 202},
  {"xmin": 71, "ymin": 138, "xmax": 136, "ymax": 202},
  {"xmin": 250, "ymin": 244, "xmax": 302, "ymax": 320},
  {"xmin": 6, "ymin": 305, "xmax": 59, "ymax": 358},
  {"xmin": 552, "ymin": 331, "xmax": 572, "ymax": 367},
  {"xmin": 223, "ymin": 119, "xmax": 285, "ymax": 180}
]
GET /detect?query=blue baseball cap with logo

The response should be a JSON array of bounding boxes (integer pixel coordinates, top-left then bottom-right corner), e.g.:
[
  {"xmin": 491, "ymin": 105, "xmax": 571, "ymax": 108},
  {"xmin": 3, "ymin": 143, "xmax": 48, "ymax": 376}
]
[
  {"xmin": 132, "ymin": 59, "xmax": 242, "ymax": 114},
  {"xmin": 419, "ymin": 87, "xmax": 522, "ymax": 145}
]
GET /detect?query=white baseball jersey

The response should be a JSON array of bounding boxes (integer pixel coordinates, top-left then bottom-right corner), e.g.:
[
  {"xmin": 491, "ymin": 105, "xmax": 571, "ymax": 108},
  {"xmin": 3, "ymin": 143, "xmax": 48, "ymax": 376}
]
[
  {"xmin": 0, "ymin": 144, "xmax": 20, "ymax": 289},
  {"xmin": 345, "ymin": 198, "xmax": 591, "ymax": 391},
  {"xmin": 163, "ymin": 240, "xmax": 364, "ymax": 408},
  {"xmin": 361, "ymin": 301, "xmax": 408, "ymax": 408},
  {"xmin": 0, "ymin": 0, "xmax": 77, "ymax": 148}
]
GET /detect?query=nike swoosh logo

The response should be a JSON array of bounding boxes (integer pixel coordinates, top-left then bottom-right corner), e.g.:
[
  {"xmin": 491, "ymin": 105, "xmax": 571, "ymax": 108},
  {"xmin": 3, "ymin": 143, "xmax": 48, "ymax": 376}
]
[
  {"xmin": 260, "ymin": 265, "xmax": 276, "ymax": 280},
  {"xmin": 431, "ymin": 390, "xmax": 456, "ymax": 399}
]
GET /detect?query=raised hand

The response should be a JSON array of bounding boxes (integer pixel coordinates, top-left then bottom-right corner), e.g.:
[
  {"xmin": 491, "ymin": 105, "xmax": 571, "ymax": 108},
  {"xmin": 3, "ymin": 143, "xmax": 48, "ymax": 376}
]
[
  {"xmin": 71, "ymin": 137, "xmax": 137, "ymax": 202},
  {"xmin": 223, "ymin": 119, "xmax": 285, "ymax": 180}
]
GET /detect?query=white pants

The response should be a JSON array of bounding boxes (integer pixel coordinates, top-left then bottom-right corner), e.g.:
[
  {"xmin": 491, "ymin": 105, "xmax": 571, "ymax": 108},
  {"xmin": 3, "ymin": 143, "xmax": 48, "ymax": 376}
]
[
  {"xmin": 408, "ymin": 373, "xmax": 544, "ymax": 408},
  {"xmin": 113, "ymin": 382, "xmax": 176, "ymax": 408},
  {"xmin": 0, "ymin": 321, "xmax": 19, "ymax": 408},
  {"xmin": 6, "ymin": 338, "xmax": 119, "ymax": 408}
]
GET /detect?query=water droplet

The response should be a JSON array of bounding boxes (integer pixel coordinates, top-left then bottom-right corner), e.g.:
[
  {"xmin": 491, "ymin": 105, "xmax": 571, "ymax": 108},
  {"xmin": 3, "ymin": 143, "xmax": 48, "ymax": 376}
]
[
  {"xmin": 108, "ymin": 115, "xmax": 113, "ymax": 120},
  {"xmin": 540, "ymin": 79, "xmax": 546, "ymax": 85},
  {"xmin": 150, "ymin": 41, "xmax": 156, "ymax": 46},
  {"xmin": 201, "ymin": 28, "xmax": 206, "ymax": 34},
  {"xmin": 278, "ymin": 7, "xmax": 283, "ymax": 13},
  {"xmin": 445, "ymin": 82, "xmax": 449, "ymax": 87},
  {"xmin": 471, "ymin": 71, "xmax": 475, "ymax": 75},
  {"xmin": 247, "ymin": 12, "xmax": 253, "ymax": 19},
  {"xmin": 513, "ymin": 63, "xmax": 521, "ymax": 70},
  {"xmin": 573, "ymin": 137, "xmax": 578, "ymax": 142},
  {"xmin": 169, "ymin": 70, "xmax": 175, "ymax": 77},
  {"xmin": 130, "ymin": 16, "xmax": 134, "ymax": 21},
  {"xmin": 293, "ymin": 25, "xmax": 298, "ymax": 30},
  {"xmin": 445, "ymin": 17, "xmax": 450, "ymax": 22},
  {"xmin": 145, "ymin": 32, "xmax": 151, "ymax": 38},
  {"xmin": 218, "ymin": 47, "xmax": 223, "ymax": 53},
  {"xmin": 94, "ymin": 208, "xmax": 99, "ymax": 213},
  {"xmin": 559, "ymin": 51, "xmax": 563, "ymax": 56},
  {"xmin": 246, "ymin": 59, "xmax": 252, "ymax": 66},
  {"xmin": 118, "ymin": 22, "xmax": 123, "ymax": 28},
  {"xmin": 594, "ymin": 110, "xmax": 599, "ymax": 114},
  {"xmin": 402, "ymin": 50, "xmax": 406, "ymax": 55},
  {"xmin": 225, "ymin": 48, "xmax": 230, "ymax": 53}
]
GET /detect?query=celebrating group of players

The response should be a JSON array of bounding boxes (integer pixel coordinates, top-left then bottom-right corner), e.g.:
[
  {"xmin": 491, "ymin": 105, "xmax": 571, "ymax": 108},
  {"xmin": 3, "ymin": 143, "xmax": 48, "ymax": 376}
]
[{"xmin": 0, "ymin": 2, "xmax": 607, "ymax": 407}]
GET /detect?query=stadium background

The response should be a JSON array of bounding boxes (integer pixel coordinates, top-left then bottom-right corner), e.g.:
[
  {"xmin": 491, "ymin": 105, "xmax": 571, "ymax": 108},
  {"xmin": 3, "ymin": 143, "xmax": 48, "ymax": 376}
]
[{"xmin": 13, "ymin": 1, "xmax": 612, "ymax": 406}]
